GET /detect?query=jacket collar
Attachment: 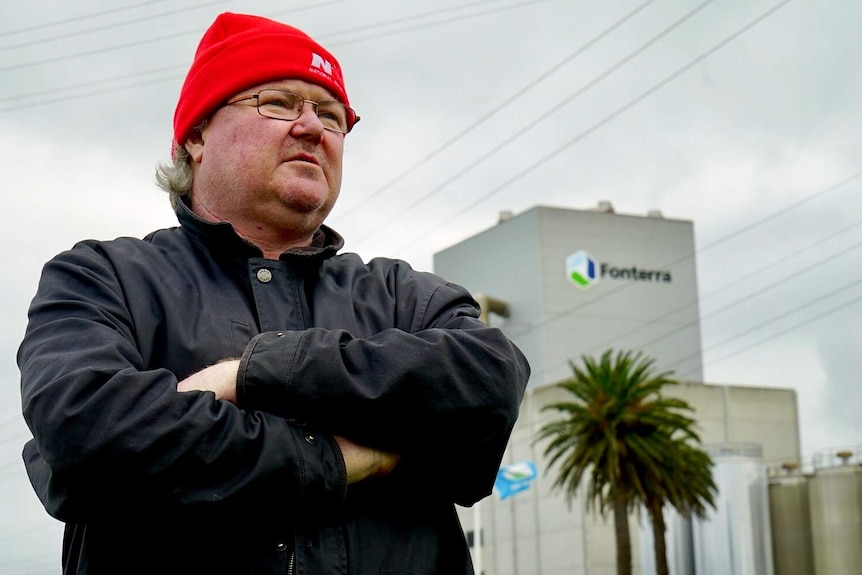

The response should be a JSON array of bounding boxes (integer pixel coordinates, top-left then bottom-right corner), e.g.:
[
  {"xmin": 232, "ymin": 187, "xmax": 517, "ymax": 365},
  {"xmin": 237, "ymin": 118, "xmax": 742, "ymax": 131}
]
[{"xmin": 175, "ymin": 197, "xmax": 344, "ymax": 261}]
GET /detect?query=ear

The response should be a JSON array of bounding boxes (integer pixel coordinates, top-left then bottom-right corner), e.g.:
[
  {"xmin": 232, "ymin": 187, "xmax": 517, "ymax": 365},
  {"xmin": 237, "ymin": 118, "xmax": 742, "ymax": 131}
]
[{"xmin": 184, "ymin": 130, "xmax": 205, "ymax": 163}]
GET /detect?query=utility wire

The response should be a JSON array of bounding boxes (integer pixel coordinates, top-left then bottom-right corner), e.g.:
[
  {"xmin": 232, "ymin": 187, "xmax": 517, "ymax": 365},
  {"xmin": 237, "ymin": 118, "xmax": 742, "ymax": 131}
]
[
  {"xmin": 0, "ymin": 0, "xmax": 345, "ymax": 74},
  {"xmin": 691, "ymin": 276, "xmax": 862, "ymax": 360},
  {"xmin": 0, "ymin": 0, "xmax": 172, "ymax": 38},
  {"xmin": 0, "ymin": 65, "xmax": 187, "ymax": 103},
  {"xmin": 0, "ymin": 0, "xmax": 532, "ymax": 113},
  {"xmin": 500, "ymin": 162, "xmax": 862, "ymax": 389},
  {"xmin": 531, "ymin": 224, "xmax": 862, "ymax": 382},
  {"xmin": 384, "ymin": 0, "xmax": 794, "ymax": 258},
  {"xmin": 0, "ymin": 1, "xmax": 503, "ymax": 104},
  {"xmin": 0, "ymin": 0, "xmax": 545, "ymax": 113},
  {"xmin": 298, "ymin": 0, "xmax": 517, "ymax": 39},
  {"xmin": 0, "ymin": 0, "xmax": 526, "ymax": 75},
  {"xmin": 672, "ymin": 283, "xmax": 862, "ymax": 381},
  {"xmin": 335, "ymin": 0, "xmax": 658, "ymax": 215},
  {"xmin": 348, "ymin": 0, "xmax": 719, "ymax": 247},
  {"xmin": 583, "ymin": 224, "xmax": 862, "ymax": 358},
  {"xmin": 0, "ymin": 28, "xmax": 200, "ymax": 74},
  {"xmin": 0, "ymin": 73, "xmax": 184, "ymax": 113},
  {"xmin": 0, "ymin": 0, "xmax": 241, "ymax": 52},
  {"xmin": 504, "ymin": 167, "xmax": 862, "ymax": 344},
  {"xmin": 325, "ymin": 0, "xmax": 549, "ymax": 47}
]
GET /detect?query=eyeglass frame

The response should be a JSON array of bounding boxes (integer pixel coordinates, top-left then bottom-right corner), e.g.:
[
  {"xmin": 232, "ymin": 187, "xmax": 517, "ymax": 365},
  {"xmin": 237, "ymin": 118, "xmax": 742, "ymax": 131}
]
[{"xmin": 224, "ymin": 89, "xmax": 360, "ymax": 134}]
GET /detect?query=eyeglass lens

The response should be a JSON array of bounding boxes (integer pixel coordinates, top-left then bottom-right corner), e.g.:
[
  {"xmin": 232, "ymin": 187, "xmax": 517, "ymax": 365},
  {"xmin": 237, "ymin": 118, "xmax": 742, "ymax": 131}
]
[{"xmin": 256, "ymin": 89, "xmax": 349, "ymax": 133}]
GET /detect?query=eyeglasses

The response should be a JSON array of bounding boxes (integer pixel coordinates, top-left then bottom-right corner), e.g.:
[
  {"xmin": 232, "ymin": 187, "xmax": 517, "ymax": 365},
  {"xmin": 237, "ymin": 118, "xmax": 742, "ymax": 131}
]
[{"xmin": 225, "ymin": 89, "xmax": 359, "ymax": 134}]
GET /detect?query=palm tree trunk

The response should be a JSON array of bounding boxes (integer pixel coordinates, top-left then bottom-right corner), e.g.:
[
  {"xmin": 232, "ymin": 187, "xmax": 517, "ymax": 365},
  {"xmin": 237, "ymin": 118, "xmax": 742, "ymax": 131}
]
[
  {"xmin": 649, "ymin": 499, "xmax": 669, "ymax": 575},
  {"xmin": 613, "ymin": 487, "xmax": 632, "ymax": 575}
]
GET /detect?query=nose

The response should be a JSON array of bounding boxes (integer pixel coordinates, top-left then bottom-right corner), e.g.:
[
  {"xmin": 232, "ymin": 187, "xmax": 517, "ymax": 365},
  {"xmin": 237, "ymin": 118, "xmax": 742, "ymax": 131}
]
[{"xmin": 289, "ymin": 102, "xmax": 325, "ymax": 140}]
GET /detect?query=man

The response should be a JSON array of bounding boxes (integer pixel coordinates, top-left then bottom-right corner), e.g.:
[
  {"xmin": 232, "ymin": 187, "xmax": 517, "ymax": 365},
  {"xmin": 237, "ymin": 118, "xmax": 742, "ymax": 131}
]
[{"xmin": 18, "ymin": 12, "xmax": 529, "ymax": 575}]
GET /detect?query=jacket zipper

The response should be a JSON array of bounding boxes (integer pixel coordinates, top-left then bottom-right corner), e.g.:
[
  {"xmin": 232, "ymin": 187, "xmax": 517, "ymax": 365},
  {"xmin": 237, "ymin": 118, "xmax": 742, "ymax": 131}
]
[{"xmin": 287, "ymin": 550, "xmax": 295, "ymax": 575}]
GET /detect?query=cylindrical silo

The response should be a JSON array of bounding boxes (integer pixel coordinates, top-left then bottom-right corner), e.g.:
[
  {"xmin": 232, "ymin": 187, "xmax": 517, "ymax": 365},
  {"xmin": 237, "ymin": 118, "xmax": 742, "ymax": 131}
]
[
  {"xmin": 808, "ymin": 455, "xmax": 862, "ymax": 575},
  {"xmin": 768, "ymin": 470, "xmax": 814, "ymax": 575},
  {"xmin": 692, "ymin": 442, "xmax": 774, "ymax": 575}
]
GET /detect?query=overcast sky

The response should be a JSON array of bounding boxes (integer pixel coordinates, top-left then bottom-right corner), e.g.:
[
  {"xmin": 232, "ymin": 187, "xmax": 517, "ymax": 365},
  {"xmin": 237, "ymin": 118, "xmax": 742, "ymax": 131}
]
[{"xmin": 2, "ymin": 0, "xmax": 861, "ymax": 572}]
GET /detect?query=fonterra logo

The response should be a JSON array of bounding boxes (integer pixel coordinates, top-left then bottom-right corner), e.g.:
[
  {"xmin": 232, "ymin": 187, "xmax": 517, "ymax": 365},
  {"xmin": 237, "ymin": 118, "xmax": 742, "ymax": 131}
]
[
  {"xmin": 566, "ymin": 250, "xmax": 598, "ymax": 289},
  {"xmin": 567, "ymin": 250, "xmax": 672, "ymax": 290}
]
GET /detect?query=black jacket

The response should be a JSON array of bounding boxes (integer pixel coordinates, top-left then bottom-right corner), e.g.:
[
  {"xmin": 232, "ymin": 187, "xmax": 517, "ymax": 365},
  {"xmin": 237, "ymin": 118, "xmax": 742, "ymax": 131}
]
[{"xmin": 19, "ymin": 201, "xmax": 530, "ymax": 574}]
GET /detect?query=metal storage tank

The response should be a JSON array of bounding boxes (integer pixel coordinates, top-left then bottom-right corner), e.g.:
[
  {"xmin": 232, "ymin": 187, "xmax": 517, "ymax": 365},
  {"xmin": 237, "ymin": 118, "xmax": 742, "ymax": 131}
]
[
  {"xmin": 768, "ymin": 464, "xmax": 814, "ymax": 575},
  {"xmin": 808, "ymin": 452, "xmax": 862, "ymax": 575},
  {"xmin": 638, "ymin": 506, "xmax": 694, "ymax": 575},
  {"xmin": 692, "ymin": 442, "xmax": 774, "ymax": 575}
]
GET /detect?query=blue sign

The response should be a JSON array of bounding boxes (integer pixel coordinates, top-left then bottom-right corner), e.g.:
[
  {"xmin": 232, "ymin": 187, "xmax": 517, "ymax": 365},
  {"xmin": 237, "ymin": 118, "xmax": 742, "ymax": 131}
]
[{"xmin": 494, "ymin": 461, "xmax": 537, "ymax": 500}]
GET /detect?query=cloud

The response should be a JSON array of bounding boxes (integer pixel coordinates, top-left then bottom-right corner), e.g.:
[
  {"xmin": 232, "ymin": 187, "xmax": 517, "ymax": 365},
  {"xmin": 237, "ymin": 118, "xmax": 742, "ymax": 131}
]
[{"xmin": 2, "ymin": 1, "xmax": 862, "ymax": 571}]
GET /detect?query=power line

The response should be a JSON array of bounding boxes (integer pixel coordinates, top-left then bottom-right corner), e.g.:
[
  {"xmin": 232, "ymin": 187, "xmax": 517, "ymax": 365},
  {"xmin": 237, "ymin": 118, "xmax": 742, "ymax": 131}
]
[
  {"xmin": 0, "ymin": 65, "xmax": 186, "ymax": 103},
  {"xmin": 325, "ymin": 0, "xmax": 549, "ymax": 47},
  {"xmin": 0, "ymin": 0, "xmax": 172, "ymax": 38},
  {"xmin": 0, "ymin": 0, "xmax": 240, "ymax": 52},
  {"xmin": 0, "ymin": 0, "xmax": 546, "ymax": 114},
  {"xmin": 301, "ymin": 0, "xmax": 519, "ymax": 40},
  {"xmin": 673, "ymin": 283, "xmax": 862, "ymax": 381},
  {"xmin": 0, "ymin": 0, "xmax": 346, "ymax": 74},
  {"xmin": 386, "ymin": 0, "xmax": 795, "ymax": 257},
  {"xmin": 335, "ymin": 0, "xmax": 659, "ymax": 215},
  {"xmin": 700, "ymin": 275, "xmax": 862, "ymax": 356},
  {"xmin": 0, "ymin": 28, "xmax": 197, "ymax": 74},
  {"xmin": 697, "ymin": 218, "xmax": 862, "ymax": 302},
  {"xmin": 0, "ymin": 73, "xmax": 184, "ymax": 113},
  {"xmin": 604, "ymin": 236, "xmax": 862, "ymax": 370},
  {"xmin": 581, "ymin": 224, "xmax": 862, "ymax": 359},
  {"xmin": 527, "ymin": 173, "xmax": 862, "ymax": 383},
  {"xmin": 0, "ymin": 0, "xmax": 528, "ymax": 75},
  {"xmin": 504, "ymin": 167, "xmax": 862, "ymax": 345},
  {"xmin": 6, "ymin": 0, "xmax": 817, "ymax": 381},
  {"xmin": 348, "ymin": 0, "xmax": 720, "ymax": 248},
  {"xmin": 500, "ymin": 169, "xmax": 862, "ymax": 387}
]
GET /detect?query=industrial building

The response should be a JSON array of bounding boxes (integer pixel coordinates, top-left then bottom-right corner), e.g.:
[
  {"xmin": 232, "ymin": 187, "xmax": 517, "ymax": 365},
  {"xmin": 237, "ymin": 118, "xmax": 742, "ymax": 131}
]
[{"xmin": 433, "ymin": 204, "xmax": 858, "ymax": 575}]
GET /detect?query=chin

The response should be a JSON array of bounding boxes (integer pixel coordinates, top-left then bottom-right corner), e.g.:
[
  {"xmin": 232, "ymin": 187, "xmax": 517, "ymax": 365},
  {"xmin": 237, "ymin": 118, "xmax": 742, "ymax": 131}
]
[
  {"xmin": 275, "ymin": 182, "xmax": 330, "ymax": 211},
  {"xmin": 281, "ymin": 198, "xmax": 335, "ymax": 228}
]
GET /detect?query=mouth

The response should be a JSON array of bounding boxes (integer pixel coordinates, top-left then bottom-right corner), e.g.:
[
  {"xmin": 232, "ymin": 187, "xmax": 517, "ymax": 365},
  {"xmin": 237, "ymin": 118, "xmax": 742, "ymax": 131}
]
[{"xmin": 287, "ymin": 153, "xmax": 320, "ymax": 166}]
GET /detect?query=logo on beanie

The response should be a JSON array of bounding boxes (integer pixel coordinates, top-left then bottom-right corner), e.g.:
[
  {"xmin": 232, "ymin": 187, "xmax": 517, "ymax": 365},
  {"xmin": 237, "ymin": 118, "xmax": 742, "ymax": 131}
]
[{"xmin": 311, "ymin": 53, "xmax": 333, "ymax": 76}]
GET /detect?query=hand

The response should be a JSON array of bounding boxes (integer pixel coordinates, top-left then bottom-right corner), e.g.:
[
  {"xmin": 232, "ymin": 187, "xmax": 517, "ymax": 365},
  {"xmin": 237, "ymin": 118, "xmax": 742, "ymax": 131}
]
[
  {"xmin": 334, "ymin": 436, "xmax": 400, "ymax": 485},
  {"xmin": 177, "ymin": 359, "xmax": 240, "ymax": 403}
]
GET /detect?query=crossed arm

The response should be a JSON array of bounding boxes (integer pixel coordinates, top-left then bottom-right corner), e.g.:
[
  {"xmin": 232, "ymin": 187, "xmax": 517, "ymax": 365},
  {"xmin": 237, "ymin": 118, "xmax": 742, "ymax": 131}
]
[
  {"xmin": 177, "ymin": 359, "xmax": 400, "ymax": 485},
  {"xmin": 20, "ymin": 246, "xmax": 529, "ymax": 522}
]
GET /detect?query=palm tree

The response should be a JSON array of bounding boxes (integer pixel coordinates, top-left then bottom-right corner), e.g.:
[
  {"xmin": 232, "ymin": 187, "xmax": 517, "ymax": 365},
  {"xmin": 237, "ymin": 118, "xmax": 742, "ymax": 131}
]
[
  {"xmin": 641, "ymin": 440, "xmax": 716, "ymax": 575},
  {"xmin": 534, "ymin": 349, "xmax": 715, "ymax": 575}
]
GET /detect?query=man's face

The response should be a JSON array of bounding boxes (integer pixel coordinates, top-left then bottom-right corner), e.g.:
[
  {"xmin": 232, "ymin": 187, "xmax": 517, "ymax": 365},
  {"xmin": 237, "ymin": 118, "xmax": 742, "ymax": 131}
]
[{"xmin": 185, "ymin": 78, "xmax": 345, "ymax": 245}]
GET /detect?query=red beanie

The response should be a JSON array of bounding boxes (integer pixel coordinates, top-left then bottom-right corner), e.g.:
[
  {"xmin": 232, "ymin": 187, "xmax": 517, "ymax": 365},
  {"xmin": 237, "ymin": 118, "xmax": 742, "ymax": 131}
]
[{"xmin": 173, "ymin": 12, "xmax": 349, "ymax": 150}]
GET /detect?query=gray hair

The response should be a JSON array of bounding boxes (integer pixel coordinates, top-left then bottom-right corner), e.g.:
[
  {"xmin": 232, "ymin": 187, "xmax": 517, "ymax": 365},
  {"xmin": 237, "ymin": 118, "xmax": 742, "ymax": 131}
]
[
  {"xmin": 155, "ymin": 146, "xmax": 193, "ymax": 209},
  {"xmin": 154, "ymin": 120, "xmax": 207, "ymax": 208}
]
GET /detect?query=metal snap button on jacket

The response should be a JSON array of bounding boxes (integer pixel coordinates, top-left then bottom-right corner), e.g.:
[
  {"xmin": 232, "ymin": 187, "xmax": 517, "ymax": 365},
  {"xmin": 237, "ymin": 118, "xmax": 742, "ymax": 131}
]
[{"xmin": 256, "ymin": 268, "xmax": 273, "ymax": 283}]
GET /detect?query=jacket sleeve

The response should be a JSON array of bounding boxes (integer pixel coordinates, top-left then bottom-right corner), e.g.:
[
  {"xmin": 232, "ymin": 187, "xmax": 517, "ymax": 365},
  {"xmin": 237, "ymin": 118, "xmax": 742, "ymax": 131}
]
[
  {"xmin": 236, "ymin": 270, "xmax": 531, "ymax": 506},
  {"xmin": 18, "ymin": 245, "xmax": 347, "ymax": 523}
]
